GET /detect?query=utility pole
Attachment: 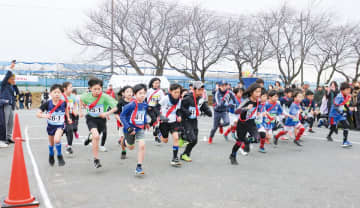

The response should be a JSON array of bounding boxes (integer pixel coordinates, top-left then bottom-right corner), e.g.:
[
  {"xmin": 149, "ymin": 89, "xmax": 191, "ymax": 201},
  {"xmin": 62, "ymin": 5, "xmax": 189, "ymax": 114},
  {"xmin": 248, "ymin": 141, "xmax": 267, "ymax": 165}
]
[{"xmin": 110, "ymin": 0, "xmax": 114, "ymax": 74}]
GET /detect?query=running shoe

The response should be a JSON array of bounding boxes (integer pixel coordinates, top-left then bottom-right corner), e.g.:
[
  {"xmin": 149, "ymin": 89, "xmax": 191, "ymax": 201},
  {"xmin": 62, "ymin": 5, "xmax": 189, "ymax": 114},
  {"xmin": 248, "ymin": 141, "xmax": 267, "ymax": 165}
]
[
  {"xmin": 135, "ymin": 166, "xmax": 145, "ymax": 176},
  {"xmin": 170, "ymin": 157, "xmax": 181, "ymax": 167},
  {"xmin": 208, "ymin": 137, "xmax": 213, "ymax": 144},
  {"xmin": 258, "ymin": 148, "xmax": 267, "ymax": 153},
  {"xmin": 0, "ymin": 141, "xmax": 9, "ymax": 148},
  {"xmin": 155, "ymin": 136, "xmax": 161, "ymax": 144},
  {"xmin": 239, "ymin": 148, "xmax": 248, "ymax": 156},
  {"xmin": 94, "ymin": 158, "xmax": 102, "ymax": 168},
  {"xmin": 229, "ymin": 154, "xmax": 238, "ymax": 165},
  {"xmin": 180, "ymin": 154, "xmax": 192, "ymax": 162},
  {"xmin": 99, "ymin": 146, "xmax": 108, "ymax": 152},
  {"xmin": 274, "ymin": 136, "xmax": 279, "ymax": 145},
  {"xmin": 342, "ymin": 141, "xmax": 352, "ymax": 148},
  {"xmin": 219, "ymin": 126, "xmax": 224, "ymax": 134},
  {"xmin": 121, "ymin": 151, "xmax": 127, "ymax": 160},
  {"xmin": 74, "ymin": 132, "xmax": 79, "ymax": 139},
  {"xmin": 49, "ymin": 155, "xmax": 55, "ymax": 166},
  {"xmin": 293, "ymin": 140, "xmax": 302, "ymax": 147},
  {"xmin": 57, "ymin": 155, "xmax": 66, "ymax": 166},
  {"xmin": 308, "ymin": 128, "xmax": 315, "ymax": 133},
  {"xmin": 65, "ymin": 146, "xmax": 73, "ymax": 154},
  {"xmin": 84, "ymin": 133, "xmax": 92, "ymax": 146}
]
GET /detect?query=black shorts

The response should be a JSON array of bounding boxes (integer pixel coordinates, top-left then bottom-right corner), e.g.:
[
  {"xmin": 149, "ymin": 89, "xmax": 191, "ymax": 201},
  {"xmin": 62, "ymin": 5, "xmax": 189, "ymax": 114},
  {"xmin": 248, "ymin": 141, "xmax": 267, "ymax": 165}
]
[
  {"xmin": 124, "ymin": 130, "xmax": 145, "ymax": 146},
  {"xmin": 159, "ymin": 122, "xmax": 180, "ymax": 138},
  {"xmin": 86, "ymin": 115, "xmax": 106, "ymax": 134}
]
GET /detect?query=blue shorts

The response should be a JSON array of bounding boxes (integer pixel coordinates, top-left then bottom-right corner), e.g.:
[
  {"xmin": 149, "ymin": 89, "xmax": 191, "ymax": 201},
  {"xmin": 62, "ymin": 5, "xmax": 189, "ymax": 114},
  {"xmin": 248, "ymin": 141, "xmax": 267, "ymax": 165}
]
[{"xmin": 47, "ymin": 124, "xmax": 64, "ymax": 136}]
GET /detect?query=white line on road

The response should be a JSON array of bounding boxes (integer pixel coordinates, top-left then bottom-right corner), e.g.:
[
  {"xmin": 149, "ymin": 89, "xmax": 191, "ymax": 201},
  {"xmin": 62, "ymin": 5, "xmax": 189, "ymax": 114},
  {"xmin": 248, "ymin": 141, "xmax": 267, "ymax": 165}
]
[{"xmin": 25, "ymin": 126, "xmax": 54, "ymax": 208}]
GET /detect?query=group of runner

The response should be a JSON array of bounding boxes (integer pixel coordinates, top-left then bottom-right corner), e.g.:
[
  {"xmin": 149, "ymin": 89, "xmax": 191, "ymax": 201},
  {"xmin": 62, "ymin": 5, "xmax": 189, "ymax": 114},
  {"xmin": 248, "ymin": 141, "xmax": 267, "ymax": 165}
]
[{"xmin": 37, "ymin": 77, "xmax": 353, "ymax": 175}]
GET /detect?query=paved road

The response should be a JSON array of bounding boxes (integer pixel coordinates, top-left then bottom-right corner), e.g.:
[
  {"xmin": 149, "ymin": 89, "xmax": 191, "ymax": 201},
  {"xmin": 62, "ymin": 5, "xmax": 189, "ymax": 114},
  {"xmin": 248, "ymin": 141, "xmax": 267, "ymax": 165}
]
[{"xmin": 1, "ymin": 110, "xmax": 360, "ymax": 208}]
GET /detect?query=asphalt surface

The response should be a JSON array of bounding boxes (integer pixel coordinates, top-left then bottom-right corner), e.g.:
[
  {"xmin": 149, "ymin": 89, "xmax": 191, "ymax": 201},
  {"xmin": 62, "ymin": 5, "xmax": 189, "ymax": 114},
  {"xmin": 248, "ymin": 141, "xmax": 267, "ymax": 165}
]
[{"xmin": 1, "ymin": 109, "xmax": 360, "ymax": 208}]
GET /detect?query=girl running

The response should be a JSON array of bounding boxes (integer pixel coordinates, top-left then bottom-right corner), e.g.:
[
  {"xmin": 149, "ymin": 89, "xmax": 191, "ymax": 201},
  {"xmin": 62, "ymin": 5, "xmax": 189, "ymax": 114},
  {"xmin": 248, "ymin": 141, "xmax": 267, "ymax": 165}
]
[
  {"xmin": 230, "ymin": 83, "xmax": 262, "ymax": 165},
  {"xmin": 147, "ymin": 78, "xmax": 165, "ymax": 144},
  {"xmin": 114, "ymin": 85, "xmax": 134, "ymax": 159}
]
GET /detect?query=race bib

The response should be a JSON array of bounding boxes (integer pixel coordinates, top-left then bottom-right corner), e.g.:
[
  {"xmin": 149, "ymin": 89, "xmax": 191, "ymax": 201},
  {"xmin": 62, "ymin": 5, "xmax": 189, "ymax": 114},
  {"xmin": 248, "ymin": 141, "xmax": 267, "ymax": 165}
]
[
  {"xmin": 132, "ymin": 110, "xmax": 145, "ymax": 125},
  {"xmin": 189, "ymin": 106, "xmax": 199, "ymax": 119},
  {"xmin": 88, "ymin": 104, "xmax": 104, "ymax": 117},
  {"xmin": 48, "ymin": 111, "xmax": 65, "ymax": 126},
  {"xmin": 149, "ymin": 95, "xmax": 160, "ymax": 106}
]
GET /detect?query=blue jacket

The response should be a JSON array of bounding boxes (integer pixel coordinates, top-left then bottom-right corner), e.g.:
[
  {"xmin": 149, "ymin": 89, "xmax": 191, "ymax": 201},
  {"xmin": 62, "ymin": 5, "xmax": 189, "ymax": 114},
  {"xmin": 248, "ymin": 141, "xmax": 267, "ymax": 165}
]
[
  {"xmin": 120, "ymin": 101, "xmax": 148, "ymax": 133},
  {"xmin": 0, "ymin": 71, "xmax": 19, "ymax": 109},
  {"xmin": 329, "ymin": 92, "xmax": 349, "ymax": 122},
  {"xmin": 213, "ymin": 89, "xmax": 236, "ymax": 112}
]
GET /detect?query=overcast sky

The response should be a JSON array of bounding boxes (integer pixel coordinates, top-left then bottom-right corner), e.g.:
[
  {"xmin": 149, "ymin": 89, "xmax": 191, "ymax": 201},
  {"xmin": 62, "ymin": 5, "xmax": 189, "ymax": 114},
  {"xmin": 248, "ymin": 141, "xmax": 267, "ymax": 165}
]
[{"xmin": 0, "ymin": 0, "xmax": 359, "ymax": 64}]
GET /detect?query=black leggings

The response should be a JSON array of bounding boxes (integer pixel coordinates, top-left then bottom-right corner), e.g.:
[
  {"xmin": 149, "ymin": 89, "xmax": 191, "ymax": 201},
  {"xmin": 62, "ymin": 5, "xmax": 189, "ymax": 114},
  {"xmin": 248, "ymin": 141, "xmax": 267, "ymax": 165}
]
[
  {"xmin": 182, "ymin": 119, "xmax": 198, "ymax": 156},
  {"xmin": 232, "ymin": 119, "xmax": 259, "ymax": 154},
  {"xmin": 328, "ymin": 119, "xmax": 350, "ymax": 142},
  {"xmin": 65, "ymin": 114, "xmax": 77, "ymax": 146}
]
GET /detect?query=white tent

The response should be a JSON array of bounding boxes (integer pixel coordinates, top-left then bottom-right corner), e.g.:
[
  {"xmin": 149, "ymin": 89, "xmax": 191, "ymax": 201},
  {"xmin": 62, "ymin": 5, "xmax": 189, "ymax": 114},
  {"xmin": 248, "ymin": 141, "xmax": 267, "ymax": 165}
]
[{"xmin": 108, "ymin": 75, "xmax": 170, "ymax": 89}]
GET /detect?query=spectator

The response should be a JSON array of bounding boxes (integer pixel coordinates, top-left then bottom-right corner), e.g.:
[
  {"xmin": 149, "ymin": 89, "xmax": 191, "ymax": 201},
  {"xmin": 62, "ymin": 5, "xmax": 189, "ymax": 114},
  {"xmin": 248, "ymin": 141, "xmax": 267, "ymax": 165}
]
[
  {"xmin": 106, "ymin": 84, "xmax": 116, "ymax": 99},
  {"xmin": 189, "ymin": 83, "xmax": 193, "ymax": 91},
  {"xmin": 314, "ymin": 86, "xmax": 325, "ymax": 107},
  {"xmin": 25, "ymin": 90, "xmax": 32, "ymax": 109},
  {"xmin": 303, "ymin": 82, "xmax": 310, "ymax": 93},
  {"xmin": 268, "ymin": 84, "xmax": 274, "ymax": 90},
  {"xmin": 352, "ymin": 82, "xmax": 360, "ymax": 129},
  {"xmin": 18, "ymin": 91, "xmax": 25, "ymax": 109},
  {"xmin": 0, "ymin": 69, "xmax": 19, "ymax": 147},
  {"xmin": 41, "ymin": 89, "xmax": 49, "ymax": 105}
]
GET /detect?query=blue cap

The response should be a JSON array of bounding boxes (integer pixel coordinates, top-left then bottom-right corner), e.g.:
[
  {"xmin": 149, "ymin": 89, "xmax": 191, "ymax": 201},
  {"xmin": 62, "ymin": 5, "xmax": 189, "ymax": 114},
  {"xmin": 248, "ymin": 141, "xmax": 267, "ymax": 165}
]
[{"xmin": 218, "ymin": 80, "xmax": 228, "ymax": 85}]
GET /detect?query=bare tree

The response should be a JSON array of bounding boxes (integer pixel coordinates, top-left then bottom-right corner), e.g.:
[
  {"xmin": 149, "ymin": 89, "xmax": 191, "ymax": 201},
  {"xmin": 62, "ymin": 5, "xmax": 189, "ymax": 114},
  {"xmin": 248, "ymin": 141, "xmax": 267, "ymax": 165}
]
[
  {"xmin": 167, "ymin": 6, "xmax": 231, "ymax": 81},
  {"xmin": 226, "ymin": 16, "xmax": 273, "ymax": 81},
  {"xmin": 323, "ymin": 25, "xmax": 355, "ymax": 84},
  {"xmin": 267, "ymin": 5, "xmax": 329, "ymax": 85},
  {"xmin": 132, "ymin": 0, "xmax": 185, "ymax": 76}
]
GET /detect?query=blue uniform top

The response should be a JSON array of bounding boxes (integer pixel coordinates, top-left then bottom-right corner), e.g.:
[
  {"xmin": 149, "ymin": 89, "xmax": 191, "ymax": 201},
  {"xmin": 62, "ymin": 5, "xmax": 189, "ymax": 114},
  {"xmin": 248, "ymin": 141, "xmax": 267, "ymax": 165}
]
[
  {"xmin": 39, "ymin": 100, "xmax": 67, "ymax": 126},
  {"xmin": 229, "ymin": 97, "xmax": 243, "ymax": 114},
  {"xmin": 213, "ymin": 89, "xmax": 237, "ymax": 112},
  {"xmin": 329, "ymin": 93, "xmax": 350, "ymax": 122},
  {"xmin": 120, "ymin": 100, "xmax": 148, "ymax": 133},
  {"xmin": 263, "ymin": 101, "xmax": 283, "ymax": 129},
  {"xmin": 285, "ymin": 102, "xmax": 301, "ymax": 126}
]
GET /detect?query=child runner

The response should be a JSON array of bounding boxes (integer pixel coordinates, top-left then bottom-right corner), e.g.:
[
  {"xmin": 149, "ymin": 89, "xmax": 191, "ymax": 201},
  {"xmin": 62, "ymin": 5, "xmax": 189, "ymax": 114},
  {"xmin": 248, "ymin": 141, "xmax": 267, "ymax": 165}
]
[
  {"xmin": 208, "ymin": 80, "xmax": 236, "ymax": 144},
  {"xmin": 256, "ymin": 88, "xmax": 269, "ymax": 153},
  {"xmin": 263, "ymin": 90, "xmax": 283, "ymax": 145},
  {"xmin": 301, "ymin": 90, "xmax": 316, "ymax": 133},
  {"xmin": 80, "ymin": 78, "xmax": 118, "ymax": 168},
  {"xmin": 224, "ymin": 87, "xmax": 244, "ymax": 141},
  {"xmin": 147, "ymin": 78, "xmax": 165, "ymax": 144},
  {"xmin": 229, "ymin": 83, "xmax": 262, "ymax": 165},
  {"xmin": 37, "ymin": 84, "xmax": 70, "ymax": 166},
  {"xmin": 62, "ymin": 82, "xmax": 79, "ymax": 155},
  {"xmin": 327, "ymin": 82, "xmax": 353, "ymax": 147},
  {"xmin": 273, "ymin": 91, "xmax": 305, "ymax": 147},
  {"xmin": 120, "ymin": 84, "xmax": 149, "ymax": 176},
  {"xmin": 180, "ymin": 81, "xmax": 212, "ymax": 162},
  {"xmin": 114, "ymin": 85, "xmax": 134, "ymax": 159},
  {"xmin": 158, "ymin": 83, "xmax": 183, "ymax": 167}
]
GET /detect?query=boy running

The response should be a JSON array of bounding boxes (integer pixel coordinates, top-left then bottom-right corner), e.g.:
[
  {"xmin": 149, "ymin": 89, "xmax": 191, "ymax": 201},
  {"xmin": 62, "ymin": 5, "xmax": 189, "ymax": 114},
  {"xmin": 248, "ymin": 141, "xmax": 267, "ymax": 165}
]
[
  {"xmin": 120, "ymin": 84, "xmax": 149, "ymax": 176},
  {"xmin": 147, "ymin": 78, "xmax": 165, "ymax": 144},
  {"xmin": 180, "ymin": 81, "xmax": 212, "ymax": 162},
  {"xmin": 80, "ymin": 78, "xmax": 118, "ymax": 168},
  {"xmin": 37, "ymin": 84, "xmax": 70, "ymax": 166},
  {"xmin": 159, "ymin": 83, "xmax": 183, "ymax": 167},
  {"xmin": 327, "ymin": 82, "xmax": 353, "ymax": 147}
]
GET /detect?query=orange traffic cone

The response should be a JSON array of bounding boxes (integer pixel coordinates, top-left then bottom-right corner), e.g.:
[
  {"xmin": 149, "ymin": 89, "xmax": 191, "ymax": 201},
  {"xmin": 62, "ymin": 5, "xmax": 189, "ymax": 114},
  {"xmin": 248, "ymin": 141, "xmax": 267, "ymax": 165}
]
[
  {"xmin": 12, "ymin": 113, "xmax": 22, "ymax": 140},
  {"xmin": 2, "ymin": 113, "xmax": 39, "ymax": 208}
]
